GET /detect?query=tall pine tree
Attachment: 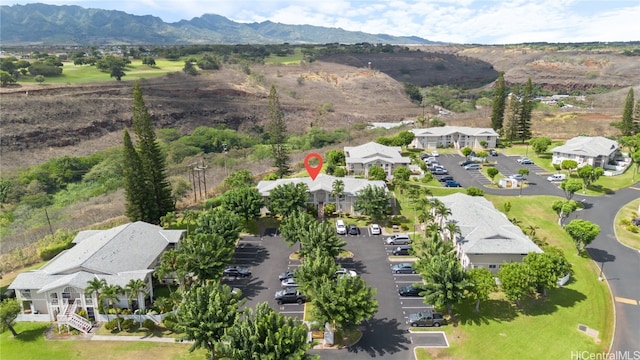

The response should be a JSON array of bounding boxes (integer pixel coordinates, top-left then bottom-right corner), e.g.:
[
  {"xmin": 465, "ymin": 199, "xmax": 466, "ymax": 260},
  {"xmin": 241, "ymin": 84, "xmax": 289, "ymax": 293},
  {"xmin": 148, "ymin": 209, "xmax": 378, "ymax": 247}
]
[
  {"xmin": 490, "ymin": 72, "xmax": 507, "ymax": 133},
  {"xmin": 517, "ymin": 77, "xmax": 533, "ymax": 143},
  {"xmin": 267, "ymin": 85, "xmax": 290, "ymax": 178},
  {"xmin": 123, "ymin": 82, "xmax": 174, "ymax": 224},
  {"xmin": 505, "ymin": 84, "xmax": 521, "ymax": 143},
  {"xmin": 613, "ymin": 88, "xmax": 637, "ymax": 136},
  {"xmin": 123, "ymin": 130, "xmax": 149, "ymax": 221}
]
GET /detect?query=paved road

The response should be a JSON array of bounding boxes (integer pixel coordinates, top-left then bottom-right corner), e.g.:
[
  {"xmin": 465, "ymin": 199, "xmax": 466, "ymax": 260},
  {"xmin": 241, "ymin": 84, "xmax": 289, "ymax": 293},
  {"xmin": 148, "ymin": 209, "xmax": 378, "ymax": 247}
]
[{"xmin": 433, "ymin": 153, "xmax": 640, "ymax": 353}]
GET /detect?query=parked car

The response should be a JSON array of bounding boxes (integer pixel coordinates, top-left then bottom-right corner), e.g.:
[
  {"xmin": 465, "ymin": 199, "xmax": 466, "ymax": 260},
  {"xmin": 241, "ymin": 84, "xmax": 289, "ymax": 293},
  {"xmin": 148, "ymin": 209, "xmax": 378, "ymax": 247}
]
[
  {"xmin": 459, "ymin": 160, "xmax": 475, "ymax": 166},
  {"xmin": 391, "ymin": 262, "xmax": 416, "ymax": 274},
  {"xmin": 464, "ymin": 164, "xmax": 481, "ymax": 170},
  {"xmin": 547, "ymin": 173, "xmax": 567, "ymax": 182},
  {"xmin": 278, "ymin": 270, "xmax": 295, "ymax": 281},
  {"xmin": 370, "ymin": 223, "xmax": 382, "ymax": 235},
  {"xmin": 517, "ymin": 157, "xmax": 534, "ymax": 165},
  {"xmin": 223, "ymin": 266, "xmax": 252, "ymax": 278},
  {"xmin": 431, "ymin": 150, "xmax": 440, "ymax": 157},
  {"xmin": 424, "ymin": 157, "xmax": 438, "ymax": 164},
  {"xmin": 420, "ymin": 153, "xmax": 430, "ymax": 160},
  {"xmin": 398, "ymin": 285, "xmax": 423, "ymax": 297},
  {"xmin": 516, "ymin": 157, "xmax": 531, "ymax": 164},
  {"xmin": 509, "ymin": 174, "xmax": 525, "ymax": 181},
  {"xmin": 444, "ymin": 180, "xmax": 462, "ymax": 187},
  {"xmin": 335, "ymin": 219, "xmax": 347, "ymax": 235},
  {"xmin": 275, "ymin": 288, "xmax": 306, "ymax": 305},
  {"xmin": 392, "ymin": 245, "xmax": 412, "ymax": 256},
  {"xmin": 335, "ymin": 268, "xmax": 357, "ymax": 278},
  {"xmin": 348, "ymin": 224, "xmax": 360, "ymax": 235},
  {"xmin": 385, "ymin": 234, "xmax": 411, "ymax": 245},
  {"xmin": 438, "ymin": 175, "xmax": 454, "ymax": 183},
  {"xmin": 489, "ymin": 149, "xmax": 499, "ymax": 156},
  {"xmin": 432, "ymin": 168, "xmax": 448, "ymax": 175},
  {"xmin": 281, "ymin": 278, "xmax": 300, "ymax": 288},
  {"xmin": 407, "ymin": 310, "xmax": 446, "ymax": 327}
]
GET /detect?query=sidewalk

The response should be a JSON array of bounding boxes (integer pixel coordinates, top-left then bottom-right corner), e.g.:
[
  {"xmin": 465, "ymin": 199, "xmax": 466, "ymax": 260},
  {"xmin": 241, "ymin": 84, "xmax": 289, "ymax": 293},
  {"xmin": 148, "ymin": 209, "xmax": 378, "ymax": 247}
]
[{"xmin": 90, "ymin": 334, "xmax": 179, "ymax": 342}]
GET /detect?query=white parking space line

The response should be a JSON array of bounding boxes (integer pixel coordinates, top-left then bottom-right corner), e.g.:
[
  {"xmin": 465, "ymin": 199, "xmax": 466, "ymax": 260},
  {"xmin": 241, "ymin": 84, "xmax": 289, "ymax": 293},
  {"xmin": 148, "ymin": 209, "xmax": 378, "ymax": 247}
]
[
  {"xmin": 395, "ymin": 280, "xmax": 420, "ymax": 283},
  {"xmin": 279, "ymin": 310, "xmax": 304, "ymax": 314},
  {"xmin": 238, "ymin": 239, "xmax": 263, "ymax": 244}
]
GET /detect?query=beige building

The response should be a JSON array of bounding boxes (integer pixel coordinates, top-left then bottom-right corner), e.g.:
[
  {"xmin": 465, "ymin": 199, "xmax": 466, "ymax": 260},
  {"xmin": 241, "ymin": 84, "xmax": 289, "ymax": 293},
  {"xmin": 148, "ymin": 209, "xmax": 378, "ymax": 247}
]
[
  {"xmin": 410, "ymin": 126, "xmax": 499, "ymax": 150},
  {"xmin": 344, "ymin": 142, "xmax": 411, "ymax": 178},
  {"xmin": 438, "ymin": 193, "xmax": 542, "ymax": 273},
  {"xmin": 551, "ymin": 136, "xmax": 619, "ymax": 169}
]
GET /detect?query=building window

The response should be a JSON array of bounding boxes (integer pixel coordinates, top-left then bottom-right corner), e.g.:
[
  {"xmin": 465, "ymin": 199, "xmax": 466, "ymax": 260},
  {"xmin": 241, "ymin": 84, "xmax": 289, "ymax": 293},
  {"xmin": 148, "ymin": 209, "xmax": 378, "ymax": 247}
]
[{"xmin": 488, "ymin": 264, "xmax": 497, "ymax": 269}]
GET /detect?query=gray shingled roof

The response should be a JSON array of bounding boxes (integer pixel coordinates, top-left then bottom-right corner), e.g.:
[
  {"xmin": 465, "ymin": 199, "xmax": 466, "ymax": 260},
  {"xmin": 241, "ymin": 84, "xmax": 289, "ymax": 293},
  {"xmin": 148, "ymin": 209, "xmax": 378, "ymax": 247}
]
[
  {"xmin": 257, "ymin": 174, "xmax": 388, "ymax": 197},
  {"xmin": 551, "ymin": 136, "xmax": 618, "ymax": 157},
  {"xmin": 39, "ymin": 222, "xmax": 183, "ymax": 275},
  {"xmin": 10, "ymin": 222, "xmax": 182, "ymax": 291},
  {"xmin": 411, "ymin": 126, "xmax": 499, "ymax": 137},
  {"xmin": 439, "ymin": 193, "xmax": 542, "ymax": 255},
  {"xmin": 344, "ymin": 142, "xmax": 411, "ymax": 164}
]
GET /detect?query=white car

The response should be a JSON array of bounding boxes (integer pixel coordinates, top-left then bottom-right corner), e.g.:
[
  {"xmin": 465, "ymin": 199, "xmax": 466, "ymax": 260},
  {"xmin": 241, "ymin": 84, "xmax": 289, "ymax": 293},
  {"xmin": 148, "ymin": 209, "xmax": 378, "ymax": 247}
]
[
  {"xmin": 281, "ymin": 278, "xmax": 299, "ymax": 288},
  {"xmin": 335, "ymin": 268, "xmax": 357, "ymax": 278},
  {"xmin": 370, "ymin": 224, "xmax": 382, "ymax": 235},
  {"xmin": 509, "ymin": 174, "xmax": 525, "ymax": 181},
  {"xmin": 431, "ymin": 151, "xmax": 440, "ymax": 157}
]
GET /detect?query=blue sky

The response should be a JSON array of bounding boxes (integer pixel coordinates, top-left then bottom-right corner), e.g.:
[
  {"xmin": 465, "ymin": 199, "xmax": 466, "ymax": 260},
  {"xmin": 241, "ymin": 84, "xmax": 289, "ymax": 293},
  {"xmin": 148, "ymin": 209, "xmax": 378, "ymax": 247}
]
[{"xmin": 6, "ymin": 1, "xmax": 640, "ymax": 44}]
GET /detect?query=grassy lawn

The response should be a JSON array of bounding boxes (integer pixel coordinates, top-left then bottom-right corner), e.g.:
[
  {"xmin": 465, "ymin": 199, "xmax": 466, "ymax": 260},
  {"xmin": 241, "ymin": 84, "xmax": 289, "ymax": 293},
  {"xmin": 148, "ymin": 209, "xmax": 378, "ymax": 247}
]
[
  {"xmin": 0, "ymin": 261, "xmax": 45, "ymax": 294},
  {"xmin": 95, "ymin": 322, "xmax": 181, "ymax": 338},
  {"xmin": 614, "ymin": 197, "xmax": 640, "ymax": 250},
  {"xmin": 265, "ymin": 49, "xmax": 304, "ymax": 65},
  {"xmin": 0, "ymin": 322, "xmax": 203, "ymax": 360},
  {"xmin": 17, "ymin": 59, "xmax": 184, "ymax": 85},
  {"xmin": 411, "ymin": 194, "xmax": 613, "ymax": 359}
]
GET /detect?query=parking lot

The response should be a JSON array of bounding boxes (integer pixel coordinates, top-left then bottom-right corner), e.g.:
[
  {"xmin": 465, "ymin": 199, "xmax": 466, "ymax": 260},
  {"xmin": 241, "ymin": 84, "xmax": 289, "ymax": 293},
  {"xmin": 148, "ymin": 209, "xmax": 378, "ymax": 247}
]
[
  {"xmin": 427, "ymin": 152, "xmax": 564, "ymax": 195},
  {"xmin": 224, "ymin": 226, "xmax": 447, "ymax": 359}
]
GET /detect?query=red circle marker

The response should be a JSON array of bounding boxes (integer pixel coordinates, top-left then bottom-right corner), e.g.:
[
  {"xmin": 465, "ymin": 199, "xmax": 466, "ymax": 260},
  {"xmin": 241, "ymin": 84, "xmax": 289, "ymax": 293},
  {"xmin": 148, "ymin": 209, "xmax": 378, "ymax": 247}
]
[{"xmin": 304, "ymin": 153, "xmax": 323, "ymax": 180}]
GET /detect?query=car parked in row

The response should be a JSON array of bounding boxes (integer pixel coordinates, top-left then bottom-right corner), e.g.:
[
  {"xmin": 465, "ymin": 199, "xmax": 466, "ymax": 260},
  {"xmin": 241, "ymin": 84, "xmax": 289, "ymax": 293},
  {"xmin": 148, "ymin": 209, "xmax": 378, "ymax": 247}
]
[
  {"xmin": 385, "ymin": 234, "xmax": 411, "ymax": 245},
  {"xmin": 398, "ymin": 284, "xmax": 423, "ymax": 297},
  {"xmin": 278, "ymin": 270, "xmax": 295, "ymax": 281},
  {"xmin": 335, "ymin": 268, "xmax": 357, "ymax": 278},
  {"xmin": 438, "ymin": 175, "xmax": 454, "ymax": 183},
  {"xmin": 370, "ymin": 223, "xmax": 382, "ymax": 235},
  {"xmin": 392, "ymin": 245, "xmax": 412, "ymax": 256},
  {"xmin": 464, "ymin": 163, "xmax": 481, "ymax": 170},
  {"xmin": 223, "ymin": 266, "xmax": 252, "ymax": 278},
  {"xmin": 489, "ymin": 149, "xmax": 499, "ymax": 156},
  {"xmin": 509, "ymin": 174, "xmax": 525, "ymax": 181},
  {"xmin": 281, "ymin": 278, "xmax": 299, "ymax": 288},
  {"xmin": 444, "ymin": 180, "xmax": 462, "ymax": 187},
  {"xmin": 335, "ymin": 219, "xmax": 347, "ymax": 235},
  {"xmin": 459, "ymin": 160, "xmax": 475, "ymax": 167},
  {"xmin": 391, "ymin": 262, "xmax": 416, "ymax": 274},
  {"xmin": 275, "ymin": 288, "xmax": 306, "ymax": 305},
  {"xmin": 407, "ymin": 310, "xmax": 446, "ymax": 327},
  {"xmin": 348, "ymin": 224, "xmax": 360, "ymax": 235}
]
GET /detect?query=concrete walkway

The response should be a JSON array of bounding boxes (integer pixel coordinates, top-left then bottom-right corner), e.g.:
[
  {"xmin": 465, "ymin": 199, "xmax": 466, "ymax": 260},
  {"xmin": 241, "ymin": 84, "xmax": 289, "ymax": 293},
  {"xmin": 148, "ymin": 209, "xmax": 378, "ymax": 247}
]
[{"xmin": 90, "ymin": 334, "xmax": 180, "ymax": 342}]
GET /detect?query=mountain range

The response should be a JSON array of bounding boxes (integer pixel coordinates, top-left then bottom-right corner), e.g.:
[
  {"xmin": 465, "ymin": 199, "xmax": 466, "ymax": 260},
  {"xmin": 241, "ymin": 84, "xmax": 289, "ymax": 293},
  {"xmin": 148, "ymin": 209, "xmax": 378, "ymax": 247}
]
[{"xmin": 0, "ymin": 3, "xmax": 435, "ymax": 46}]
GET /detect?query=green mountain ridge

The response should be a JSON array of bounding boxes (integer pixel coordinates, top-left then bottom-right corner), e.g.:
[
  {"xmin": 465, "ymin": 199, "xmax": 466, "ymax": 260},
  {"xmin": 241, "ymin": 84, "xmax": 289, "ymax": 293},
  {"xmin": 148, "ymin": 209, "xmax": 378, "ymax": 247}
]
[{"xmin": 0, "ymin": 3, "xmax": 436, "ymax": 45}]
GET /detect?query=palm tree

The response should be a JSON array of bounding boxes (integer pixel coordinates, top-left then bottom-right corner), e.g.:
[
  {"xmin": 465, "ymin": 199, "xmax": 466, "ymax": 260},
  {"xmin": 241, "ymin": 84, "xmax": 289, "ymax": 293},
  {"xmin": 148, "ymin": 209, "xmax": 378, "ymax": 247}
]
[
  {"xmin": 86, "ymin": 278, "xmax": 107, "ymax": 314},
  {"xmin": 525, "ymin": 224, "xmax": 539, "ymax": 238},
  {"xmin": 431, "ymin": 199, "xmax": 452, "ymax": 229},
  {"xmin": 100, "ymin": 284, "xmax": 123, "ymax": 331},
  {"xmin": 125, "ymin": 279, "xmax": 148, "ymax": 324},
  {"xmin": 182, "ymin": 209, "xmax": 199, "ymax": 235},
  {"xmin": 444, "ymin": 221, "xmax": 460, "ymax": 242},
  {"xmin": 331, "ymin": 179, "xmax": 345, "ymax": 216}
]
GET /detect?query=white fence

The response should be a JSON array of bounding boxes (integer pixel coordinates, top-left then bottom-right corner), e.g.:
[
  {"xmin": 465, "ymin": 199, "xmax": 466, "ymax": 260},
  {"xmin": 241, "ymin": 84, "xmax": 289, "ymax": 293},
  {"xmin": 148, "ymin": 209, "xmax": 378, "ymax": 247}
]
[{"xmin": 96, "ymin": 313, "xmax": 168, "ymax": 323}]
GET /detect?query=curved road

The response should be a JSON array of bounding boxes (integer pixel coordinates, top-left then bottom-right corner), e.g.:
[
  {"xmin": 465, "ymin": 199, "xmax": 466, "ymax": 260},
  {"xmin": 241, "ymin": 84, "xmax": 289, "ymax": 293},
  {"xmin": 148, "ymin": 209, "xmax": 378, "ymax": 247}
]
[{"xmin": 485, "ymin": 179, "xmax": 640, "ymax": 354}]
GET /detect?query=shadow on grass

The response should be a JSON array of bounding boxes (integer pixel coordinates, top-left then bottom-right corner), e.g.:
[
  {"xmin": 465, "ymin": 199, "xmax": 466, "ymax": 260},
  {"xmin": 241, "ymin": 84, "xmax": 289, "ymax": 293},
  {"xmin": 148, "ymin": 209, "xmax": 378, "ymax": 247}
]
[
  {"xmin": 14, "ymin": 325, "xmax": 48, "ymax": 342},
  {"xmin": 344, "ymin": 317, "xmax": 411, "ymax": 356},
  {"xmin": 586, "ymin": 184, "xmax": 614, "ymax": 195},
  {"xmin": 520, "ymin": 287, "xmax": 587, "ymax": 316},
  {"xmin": 455, "ymin": 299, "xmax": 518, "ymax": 326}
]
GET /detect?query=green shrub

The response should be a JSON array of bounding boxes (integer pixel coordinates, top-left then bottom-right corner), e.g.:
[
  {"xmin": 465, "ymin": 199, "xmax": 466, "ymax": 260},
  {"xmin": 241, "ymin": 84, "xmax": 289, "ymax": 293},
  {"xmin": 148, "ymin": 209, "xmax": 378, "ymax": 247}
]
[
  {"xmin": 163, "ymin": 313, "xmax": 179, "ymax": 332},
  {"xmin": 553, "ymin": 164, "xmax": 561, "ymax": 170},
  {"xmin": 38, "ymin": 241, "xmax": 73, "ymax": 261},
  {"xmin": 621, "ymin": 219, "xmax": 631, "ymax": 226},
  {"xmin": 626, "ymin": 225, "xmax": 639, "ymax": 233},
  {"xmin": 203, "ymin": 195, "xmax": 223, "ymax": 209},
  {"xmin": 142, "ymin": 319, "xmax": 156, "ymax": 330},
  {"xmin": 121, "ymin": 319, "xmax": 136, "ymax": 331},
  {"xmin": 324, "ymin": 203, "xmax": 336, "ymax": 217},
  {"xmin": 466, "ymin": 187, "xmax": 485, "ymax": 197},
  {"xmin": 104, "ymin": 319, "xmax": 119, "ymax": 330}
]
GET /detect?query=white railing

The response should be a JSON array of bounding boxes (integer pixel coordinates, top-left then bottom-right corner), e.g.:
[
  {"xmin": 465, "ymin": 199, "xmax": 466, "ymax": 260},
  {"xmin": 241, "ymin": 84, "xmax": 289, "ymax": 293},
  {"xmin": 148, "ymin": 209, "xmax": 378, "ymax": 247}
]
[{"xmin": 58, "ymin": 298, "xmax": 92, "ymax": 334}]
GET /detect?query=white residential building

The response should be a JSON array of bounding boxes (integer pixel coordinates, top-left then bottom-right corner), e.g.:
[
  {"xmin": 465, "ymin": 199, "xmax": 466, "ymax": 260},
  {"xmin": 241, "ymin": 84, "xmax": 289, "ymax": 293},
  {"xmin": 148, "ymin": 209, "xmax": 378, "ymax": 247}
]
[
  {"xmin": 410, "ymin": 126, "xmax": 499, "ymax": 150},
  {"xmin": 551, "ymin": 136, "xmax": 619, "ymax": 169},
  {"xmin": 9, "ymin": 222, "xmax": 185, "ymax": 331},
  {"xmin": 256, "ymin": 174, "xmax": 388, "ymax": 215},
  {"xmin": 344, "ymin": 142, "xmax": 411, "ymax": 178},
  {"xmin": 438, "ymin": 193, "xmax": 542, "ymax": 273}
]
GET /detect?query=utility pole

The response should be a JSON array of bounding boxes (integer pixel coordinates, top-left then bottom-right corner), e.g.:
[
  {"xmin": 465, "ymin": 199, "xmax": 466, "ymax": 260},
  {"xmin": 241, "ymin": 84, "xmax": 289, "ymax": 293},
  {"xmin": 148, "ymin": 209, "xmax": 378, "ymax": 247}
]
[{"xmin": 189, "ymin": 163, "xmax": 198, "ymax": 202}]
